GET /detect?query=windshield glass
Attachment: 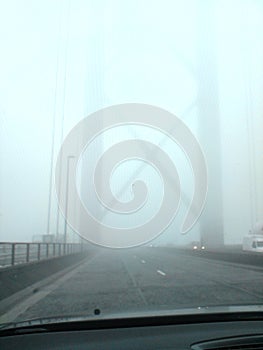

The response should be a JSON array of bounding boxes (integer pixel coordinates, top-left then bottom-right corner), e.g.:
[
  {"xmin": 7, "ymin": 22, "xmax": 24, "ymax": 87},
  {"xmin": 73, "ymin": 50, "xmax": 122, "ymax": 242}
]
[{"xmin": 1, "ymin": 0, "xmax": 263, "ymax": 327}]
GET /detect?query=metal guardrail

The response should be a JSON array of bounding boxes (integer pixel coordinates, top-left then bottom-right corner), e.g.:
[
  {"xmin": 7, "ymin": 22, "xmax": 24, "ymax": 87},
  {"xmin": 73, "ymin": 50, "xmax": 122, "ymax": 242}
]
[{"xmin": 0, "ymin": 242, "xmax": 85, "ymax": 268}]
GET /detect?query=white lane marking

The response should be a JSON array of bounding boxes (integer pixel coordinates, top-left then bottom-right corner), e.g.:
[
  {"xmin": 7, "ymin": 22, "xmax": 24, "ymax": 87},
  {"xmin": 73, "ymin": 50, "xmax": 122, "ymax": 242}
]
[
  {"xmin": 141, "ymin": 259, "xmax": 146, "ymax": 264},
  {"xmin": 121, "ymin": 258, "xmax": 148, "ymax": 306},
  {"xmin": 157, "ymin": 269, "xmax": 166, "ymax": 276}
]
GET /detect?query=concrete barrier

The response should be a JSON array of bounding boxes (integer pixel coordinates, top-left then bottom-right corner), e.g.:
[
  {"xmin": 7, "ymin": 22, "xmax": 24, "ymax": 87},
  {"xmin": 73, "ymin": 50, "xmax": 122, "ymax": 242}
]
[{"xmin": 0, "ymin": 252, "xmax": 89, "ymax": 301}]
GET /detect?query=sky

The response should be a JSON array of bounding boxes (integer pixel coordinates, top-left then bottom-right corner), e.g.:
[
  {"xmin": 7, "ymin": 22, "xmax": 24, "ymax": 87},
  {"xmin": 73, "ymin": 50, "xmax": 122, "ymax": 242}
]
[{"xmin": 0, "ymin": 0, "xmax": 263, "ymax": 246}]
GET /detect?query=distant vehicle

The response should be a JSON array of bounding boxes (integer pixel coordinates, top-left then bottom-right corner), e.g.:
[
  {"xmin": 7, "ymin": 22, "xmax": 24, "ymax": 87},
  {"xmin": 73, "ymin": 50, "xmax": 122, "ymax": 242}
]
[
  {"xmin": 243, "ymin": 236, "xmax": 263, "ymax": 252},
  {"xmin": 32, "ymin": 234, "xmax": 56, "ymax": 243},
  {"xmin": 190, "ymin": 241, "xmax": 205, "ymax": 251},
  {"xmin": 243, "ymin": 221, "xmax": 263, "ymax": 252},
  {"xmin": 42, "ymin": 234, "xmax": 56, "ymax": 243}
]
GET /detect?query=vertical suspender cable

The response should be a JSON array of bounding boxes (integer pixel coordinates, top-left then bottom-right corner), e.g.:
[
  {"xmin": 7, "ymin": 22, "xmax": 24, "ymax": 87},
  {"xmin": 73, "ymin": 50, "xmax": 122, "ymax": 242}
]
[
  {"xmin": 55, "ymin": 0, "xmax": 71, "ymax": 241},
  {"xmin": 46, "ymin": 4, "xmax": 62, "ymax": 236}
]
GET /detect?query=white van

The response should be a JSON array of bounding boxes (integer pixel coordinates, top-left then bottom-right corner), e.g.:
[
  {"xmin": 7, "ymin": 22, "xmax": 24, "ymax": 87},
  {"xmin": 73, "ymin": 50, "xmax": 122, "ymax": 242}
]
[
  {"xmin": 243, "ymin": 221, "xmax": 263, "ymax": 252},
  {"xmin": 243, "ymin": 235, "xmax": 263, "ymax": 252}
]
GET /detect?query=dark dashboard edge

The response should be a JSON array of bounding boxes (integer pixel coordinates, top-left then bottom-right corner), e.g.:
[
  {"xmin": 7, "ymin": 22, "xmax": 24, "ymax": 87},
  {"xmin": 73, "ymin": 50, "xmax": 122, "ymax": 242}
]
[{"xmin": 1, "ymin": 311, "xmax": 263, "ymax": 337}]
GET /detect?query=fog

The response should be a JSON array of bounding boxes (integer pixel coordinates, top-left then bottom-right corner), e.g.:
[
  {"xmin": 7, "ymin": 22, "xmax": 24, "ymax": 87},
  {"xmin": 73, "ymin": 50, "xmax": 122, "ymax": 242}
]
[{"xmin": 0, "ymin": 0, "xmax": 263, "ymax": 247}]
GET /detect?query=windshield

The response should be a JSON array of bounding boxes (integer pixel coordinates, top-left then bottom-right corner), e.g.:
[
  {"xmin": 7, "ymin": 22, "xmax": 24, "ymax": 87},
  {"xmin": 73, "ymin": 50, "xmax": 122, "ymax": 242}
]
[{"xmin": 1, "ymin": 0, "xmax": 263, "ymax": 327}]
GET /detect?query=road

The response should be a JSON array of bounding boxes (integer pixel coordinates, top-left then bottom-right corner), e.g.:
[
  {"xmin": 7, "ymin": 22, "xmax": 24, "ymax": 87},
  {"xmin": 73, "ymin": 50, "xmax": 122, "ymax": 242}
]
[{"xmin": 4, "ymin": 247, "xmax": 263, "ymax": 322}]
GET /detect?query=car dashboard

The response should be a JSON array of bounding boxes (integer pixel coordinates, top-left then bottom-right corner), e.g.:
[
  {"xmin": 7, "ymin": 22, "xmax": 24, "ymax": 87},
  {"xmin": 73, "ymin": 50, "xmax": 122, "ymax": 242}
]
[{"xmin": 1, "ymin": 311, "xmax": 263, "ymax": 349}]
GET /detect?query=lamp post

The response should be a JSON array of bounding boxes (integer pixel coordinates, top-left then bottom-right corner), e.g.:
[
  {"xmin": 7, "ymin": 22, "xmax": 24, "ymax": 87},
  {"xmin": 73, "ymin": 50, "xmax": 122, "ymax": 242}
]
[{"xmin": 64, "ymin": 155, "xmax": 75, "ymax": 243}]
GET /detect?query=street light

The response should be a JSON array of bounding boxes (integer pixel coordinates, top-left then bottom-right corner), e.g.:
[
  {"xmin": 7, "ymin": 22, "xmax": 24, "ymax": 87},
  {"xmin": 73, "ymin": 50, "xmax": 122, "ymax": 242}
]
[{"xmin": 63, "ymin": 155, "xmax": 75, "ymax": 243}]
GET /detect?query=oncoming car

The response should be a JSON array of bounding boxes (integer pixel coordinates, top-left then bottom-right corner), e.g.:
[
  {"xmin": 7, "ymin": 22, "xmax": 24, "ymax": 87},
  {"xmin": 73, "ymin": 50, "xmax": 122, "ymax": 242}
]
[{"xmin": 191, "ymin": 241, "xmax": 206, "ymax": 251}]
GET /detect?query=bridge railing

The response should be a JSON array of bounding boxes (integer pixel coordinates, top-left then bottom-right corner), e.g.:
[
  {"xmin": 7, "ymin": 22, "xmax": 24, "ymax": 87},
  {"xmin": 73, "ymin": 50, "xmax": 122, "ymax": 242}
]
[{"xmin": 0, "ymin": 242, "xmax": 86, "ymax": 268}]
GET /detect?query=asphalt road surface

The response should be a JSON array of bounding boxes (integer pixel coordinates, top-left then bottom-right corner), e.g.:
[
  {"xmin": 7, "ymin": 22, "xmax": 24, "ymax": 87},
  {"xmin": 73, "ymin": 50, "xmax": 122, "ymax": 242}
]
[{"xmin": 6, "ymin": 247, "xmax": 263, "ymax": 322}]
